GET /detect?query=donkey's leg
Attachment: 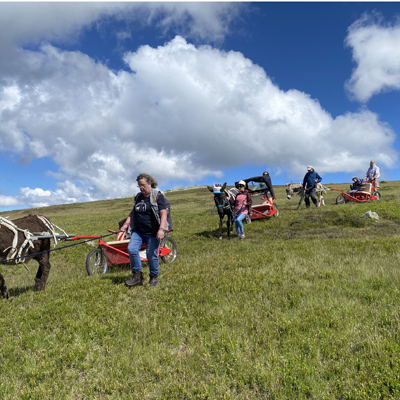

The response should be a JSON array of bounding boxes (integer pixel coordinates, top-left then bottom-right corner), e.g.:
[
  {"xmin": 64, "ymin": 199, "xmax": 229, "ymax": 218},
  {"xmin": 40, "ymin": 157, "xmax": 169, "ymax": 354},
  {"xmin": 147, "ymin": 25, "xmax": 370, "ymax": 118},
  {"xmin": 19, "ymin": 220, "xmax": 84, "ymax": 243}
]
[
  {"xmin": 317, "ymin": 192, "xmax": 321, "ymax": 208},
  {"xmin": 297, "ymin": 194, "xmax": 304, "ymax": 209},
  {"xmin": 227, "ymin": 213, "xmax": 232, "ymax": 238},
  {"xmin": 0, "ymin": 274, "xmax": 10, "ymax": 299},
  {"xmin": 34, "ymin": 252, "xmax": 51, "ymax": 291},
  {"xmin": 321, "ymin": 194, "xmax": 325, "ymax": 206},
  {"xmin": 218, "ymin": 217, "xmax": 223, "ymax": 240}
]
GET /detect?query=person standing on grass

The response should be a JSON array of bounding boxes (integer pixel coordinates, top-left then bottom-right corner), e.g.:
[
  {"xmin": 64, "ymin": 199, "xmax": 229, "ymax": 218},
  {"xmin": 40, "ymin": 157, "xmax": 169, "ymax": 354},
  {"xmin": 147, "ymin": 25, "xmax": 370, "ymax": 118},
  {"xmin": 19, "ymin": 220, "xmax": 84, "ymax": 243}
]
[
  {"xmin": 229, "ymin": 180, "xmax": 252, "ymax": 240},
  {"xmin": 121, "ymin": 173, "xmax": 168, "ymax": 287},
  {"xmin": 302, "ymin": 166, "xmax": 322, "ymax": 209},
  {"xmin": 364, "ymin": 160, "xmax": 380, "ymax": 188}
]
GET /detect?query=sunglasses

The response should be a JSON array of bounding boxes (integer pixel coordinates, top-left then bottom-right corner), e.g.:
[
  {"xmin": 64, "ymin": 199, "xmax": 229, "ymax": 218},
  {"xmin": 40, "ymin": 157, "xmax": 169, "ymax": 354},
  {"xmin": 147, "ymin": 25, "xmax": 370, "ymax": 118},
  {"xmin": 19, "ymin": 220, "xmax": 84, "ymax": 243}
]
[{"xmin": 238, "ymin": 184, "xmax": 245, "ymax": 188}]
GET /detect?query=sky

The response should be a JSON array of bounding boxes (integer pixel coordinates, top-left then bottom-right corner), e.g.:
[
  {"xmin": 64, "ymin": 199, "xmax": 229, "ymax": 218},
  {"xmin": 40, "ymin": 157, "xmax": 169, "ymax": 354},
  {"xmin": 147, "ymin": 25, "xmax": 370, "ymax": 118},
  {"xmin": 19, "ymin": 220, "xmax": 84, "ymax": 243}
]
[{"xmin": 0, "ymin": 2, "xmax": 399, "ymax": 211}]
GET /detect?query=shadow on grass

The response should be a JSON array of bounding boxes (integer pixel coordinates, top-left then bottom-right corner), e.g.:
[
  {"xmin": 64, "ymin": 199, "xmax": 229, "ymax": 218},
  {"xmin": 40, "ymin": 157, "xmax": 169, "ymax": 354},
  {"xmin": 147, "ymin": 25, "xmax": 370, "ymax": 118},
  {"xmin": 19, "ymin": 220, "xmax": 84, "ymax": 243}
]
[
  {"xmin": 195, "ymin": 229, "xmax": 234, "ymax": 239},
  {"xmin": 8, "ymin": 285, "xmax": 36, "ymax": 298},
  {"xmin": 102, "ymin": 274, "xmax": 128, "ymax": 285}
]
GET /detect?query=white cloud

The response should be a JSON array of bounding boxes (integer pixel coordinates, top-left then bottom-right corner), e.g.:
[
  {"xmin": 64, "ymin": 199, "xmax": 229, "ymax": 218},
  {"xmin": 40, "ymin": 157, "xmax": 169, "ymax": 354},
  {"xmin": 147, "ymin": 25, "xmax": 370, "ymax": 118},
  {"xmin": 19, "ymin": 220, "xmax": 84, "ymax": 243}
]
[
  {"xmin": 345, "ymin": 12, "xmax": 400, "ymax": 102},
  {"xmin": 0, "ymin": 4, "xmax": 397, "ymax": 209},
  {"xmin": 0, "ymin": 195, "xmax": 20, "ymax": 207},
  {"xmin": 0, "ymin": 2, "xmax": 243, "ymax": 56}
]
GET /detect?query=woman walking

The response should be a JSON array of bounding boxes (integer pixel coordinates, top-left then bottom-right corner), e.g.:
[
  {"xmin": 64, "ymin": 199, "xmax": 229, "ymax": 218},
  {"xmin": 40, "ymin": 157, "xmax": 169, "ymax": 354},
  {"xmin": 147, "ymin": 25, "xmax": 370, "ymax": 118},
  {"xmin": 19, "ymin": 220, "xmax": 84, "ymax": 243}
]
[{"xmin": 121, "ymin": 173, "xmax": 168, "ymax": 287}]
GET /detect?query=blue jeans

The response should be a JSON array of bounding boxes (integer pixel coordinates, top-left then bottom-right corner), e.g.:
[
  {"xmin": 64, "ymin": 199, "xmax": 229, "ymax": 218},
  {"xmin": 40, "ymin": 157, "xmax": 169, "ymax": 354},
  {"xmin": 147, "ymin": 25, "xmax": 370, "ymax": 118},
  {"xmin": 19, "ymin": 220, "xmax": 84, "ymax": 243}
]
[
  {"xmin": 128, "ymin": 231, "xmax": 160, "ymax": 276},
  {"xmin": 234, "ymin": 213, "xmax": 246, "ymax": 236}
]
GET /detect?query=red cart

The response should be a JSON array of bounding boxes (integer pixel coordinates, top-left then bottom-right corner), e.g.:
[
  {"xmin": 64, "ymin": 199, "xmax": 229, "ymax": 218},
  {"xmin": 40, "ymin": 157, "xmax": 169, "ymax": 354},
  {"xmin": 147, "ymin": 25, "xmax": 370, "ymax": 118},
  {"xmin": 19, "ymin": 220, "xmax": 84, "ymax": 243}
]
[
  {"xmin": 332, "ymin": 181, "xmax": 381, "ymax": 205},
  {"xmin": 238, "ymin": 178, "xmax": 279, "ymax": 220},
  {"xmin": 249, "ymin": 191, "xmax": 279, "ymax": 219},
  {"xmin": 69, "ymin": 229, "xmax": 177, "ymax": 275}
]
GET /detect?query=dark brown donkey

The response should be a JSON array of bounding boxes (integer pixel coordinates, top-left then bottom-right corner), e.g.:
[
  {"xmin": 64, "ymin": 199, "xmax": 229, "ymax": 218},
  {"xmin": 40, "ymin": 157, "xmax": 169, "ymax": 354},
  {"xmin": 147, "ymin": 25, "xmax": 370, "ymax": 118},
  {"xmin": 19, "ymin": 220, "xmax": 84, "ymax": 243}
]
[
  {"xmin": 0, "ymin": 215, "xmax": 54, "ymax": 299},
  {"xmin": 207, "ymin": 183, "xmax": 234, "ymax": 239}
]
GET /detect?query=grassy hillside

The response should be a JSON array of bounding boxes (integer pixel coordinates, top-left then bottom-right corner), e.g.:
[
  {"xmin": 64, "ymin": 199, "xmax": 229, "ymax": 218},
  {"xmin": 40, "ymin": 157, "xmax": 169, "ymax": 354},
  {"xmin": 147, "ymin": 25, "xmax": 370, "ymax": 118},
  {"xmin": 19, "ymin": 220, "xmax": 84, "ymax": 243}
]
[{"xmin": 1, "ymin": 182, "xmax": 400, "ymax": 399}]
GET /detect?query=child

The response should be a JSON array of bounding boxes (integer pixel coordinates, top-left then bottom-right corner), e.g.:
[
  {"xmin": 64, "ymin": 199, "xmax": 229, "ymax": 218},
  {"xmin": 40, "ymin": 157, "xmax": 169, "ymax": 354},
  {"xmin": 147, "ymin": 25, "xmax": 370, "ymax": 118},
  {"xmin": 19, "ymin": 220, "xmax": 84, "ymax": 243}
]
[
  {"xmin": 350, "ymin": 176, "xmax": 363, "ymax": 194},
  {"xmin": 229, "ymin": 180, "xmax": 252, "ymax": 239}
]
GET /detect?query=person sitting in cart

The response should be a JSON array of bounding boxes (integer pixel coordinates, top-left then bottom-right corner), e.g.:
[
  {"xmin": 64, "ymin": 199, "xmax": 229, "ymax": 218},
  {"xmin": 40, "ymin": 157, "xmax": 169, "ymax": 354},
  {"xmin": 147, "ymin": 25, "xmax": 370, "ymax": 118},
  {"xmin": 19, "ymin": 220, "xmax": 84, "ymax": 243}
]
[
  {"xmin": 120, "ymin": 173, "xmax": 168, "ymax": 288},
  {"xmin": 302, "ymin": 166, "xmax": 322, "ymax": 209},
  {"xmin": 244, "ymin": 171, "xmax": 276, "ymax": 199},
  {"xmin": 229, "ymin": 180, "xmax": 252, "ymax": 240},
  {"xmin": 349, "ymin": 176, "xmax": 363, "ymax": 194}
]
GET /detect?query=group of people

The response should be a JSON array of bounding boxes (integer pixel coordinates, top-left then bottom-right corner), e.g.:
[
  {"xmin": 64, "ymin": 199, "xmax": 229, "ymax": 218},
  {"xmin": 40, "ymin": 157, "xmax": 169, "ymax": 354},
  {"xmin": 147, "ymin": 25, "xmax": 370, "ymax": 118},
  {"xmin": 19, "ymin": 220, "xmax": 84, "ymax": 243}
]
[
  {"xmin": 350, "ymin": 160, "xmax": 380, "ymax": 194},
  {"xmin": 121, "ymin": 161, "xmax": 380, "ymax": 288},
  {"xmin": 302, "ymin": 160, "xmax": 380, "ymax": 208}
]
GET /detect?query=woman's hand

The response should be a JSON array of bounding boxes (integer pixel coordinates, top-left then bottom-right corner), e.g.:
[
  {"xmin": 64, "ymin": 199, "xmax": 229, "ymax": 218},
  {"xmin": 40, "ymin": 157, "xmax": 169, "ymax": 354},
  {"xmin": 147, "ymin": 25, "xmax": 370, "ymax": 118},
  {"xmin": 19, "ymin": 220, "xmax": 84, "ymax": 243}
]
[{"xmin": 157, "ymin": 229, "xmax": 165, "ymax": 241}]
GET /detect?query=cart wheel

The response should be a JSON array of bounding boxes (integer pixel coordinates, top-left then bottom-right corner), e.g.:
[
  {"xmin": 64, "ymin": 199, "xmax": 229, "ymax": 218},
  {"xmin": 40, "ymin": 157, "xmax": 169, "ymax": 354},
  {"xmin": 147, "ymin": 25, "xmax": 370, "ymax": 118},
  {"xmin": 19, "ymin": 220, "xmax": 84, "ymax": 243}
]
[
  {"xmin": 371, "ymin": 190, "xmax": 381, "ymax": 201},
  {"xmin": 272, "ymin": 203, "xmax": 279, "ymax": 217},
  {"xmin": 160, "ymin": 236, "xmax": 177, "ymax": 264},
  {"xmin": 336, "ymin": 194, "xmax": 346, "ymax": 205},
  {"xmin": 86, "ymin": 248, "xmax": 109, "ymax": 276}
]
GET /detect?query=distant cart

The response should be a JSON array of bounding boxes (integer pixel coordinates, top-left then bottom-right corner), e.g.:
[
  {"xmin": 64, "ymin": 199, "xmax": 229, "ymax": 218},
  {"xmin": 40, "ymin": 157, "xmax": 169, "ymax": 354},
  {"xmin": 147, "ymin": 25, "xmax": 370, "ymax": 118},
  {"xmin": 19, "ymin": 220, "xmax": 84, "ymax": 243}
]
[
  {"xmin": 69, "ymin": 228, "xmax": 177, "ymax": 275},
  {"xmin": 237, "ymin": 177, "xmax": 279, "ymax": 220},
  {"xmin": 331, "ymin": 181, "xmax": 381, "ymax": 205}
]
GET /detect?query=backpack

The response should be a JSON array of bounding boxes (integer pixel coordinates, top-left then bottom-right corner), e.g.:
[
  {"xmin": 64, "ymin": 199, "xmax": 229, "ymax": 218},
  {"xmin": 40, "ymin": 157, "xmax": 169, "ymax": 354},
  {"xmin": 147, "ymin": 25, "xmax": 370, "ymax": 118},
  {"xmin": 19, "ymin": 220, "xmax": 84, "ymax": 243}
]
[{"xmin": 131, "ymin": 189, "xmax": 172, "ymax": 231}]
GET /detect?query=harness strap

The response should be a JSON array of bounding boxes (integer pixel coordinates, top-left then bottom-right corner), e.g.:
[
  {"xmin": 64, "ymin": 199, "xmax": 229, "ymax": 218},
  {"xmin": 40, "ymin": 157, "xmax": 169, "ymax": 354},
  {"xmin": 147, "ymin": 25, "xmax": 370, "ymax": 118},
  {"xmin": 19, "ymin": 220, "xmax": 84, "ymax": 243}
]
[{"xmin": 0, "ymin": 215, "xmax": 67, "ymax": 265}]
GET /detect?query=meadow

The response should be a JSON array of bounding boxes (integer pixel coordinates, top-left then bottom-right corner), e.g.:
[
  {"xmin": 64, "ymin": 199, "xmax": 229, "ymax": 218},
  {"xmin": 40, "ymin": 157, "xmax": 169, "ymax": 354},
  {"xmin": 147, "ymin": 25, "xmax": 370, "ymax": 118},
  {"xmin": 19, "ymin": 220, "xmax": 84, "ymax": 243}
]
[{"xmin": 0, "ymin": 181, "xmax": 399, "ymax": 399}]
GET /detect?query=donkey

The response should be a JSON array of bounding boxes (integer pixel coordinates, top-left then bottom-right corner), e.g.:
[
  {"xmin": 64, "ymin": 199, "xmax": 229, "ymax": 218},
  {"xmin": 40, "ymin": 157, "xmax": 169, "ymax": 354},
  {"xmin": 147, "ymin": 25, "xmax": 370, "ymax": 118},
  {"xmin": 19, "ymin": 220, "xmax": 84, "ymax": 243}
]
[
  {"xmin": 285, "ymin": 181, "xmax": 326, "ymax": 209},
  {"xmin": 207, "ymin": 183, "xmax": 234, "ymax": 239},
  {"xmin": 0, "ymin": 215, "xmax": 55, "ymax": 299}
]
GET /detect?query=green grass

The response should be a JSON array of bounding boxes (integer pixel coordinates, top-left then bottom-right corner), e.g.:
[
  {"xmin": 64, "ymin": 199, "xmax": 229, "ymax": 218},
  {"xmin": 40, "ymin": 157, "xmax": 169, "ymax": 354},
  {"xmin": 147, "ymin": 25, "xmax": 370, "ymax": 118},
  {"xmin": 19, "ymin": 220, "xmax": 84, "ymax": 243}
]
[{"xmin": 1, "ymin": 182, "xmax": 400, "ymax": 399}]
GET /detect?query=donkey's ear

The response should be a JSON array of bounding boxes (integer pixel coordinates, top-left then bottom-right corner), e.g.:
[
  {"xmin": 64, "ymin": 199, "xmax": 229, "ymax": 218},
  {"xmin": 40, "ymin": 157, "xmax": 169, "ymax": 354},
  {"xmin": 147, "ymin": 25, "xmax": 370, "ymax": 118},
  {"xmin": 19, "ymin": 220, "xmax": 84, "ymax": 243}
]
[
  {"xmin": 207, "ymin": 186, "xmax": 214, "ymax": 192},
  {"xmin": 222, "ymin": 182, "xmax": 227, "ymax": 190}
]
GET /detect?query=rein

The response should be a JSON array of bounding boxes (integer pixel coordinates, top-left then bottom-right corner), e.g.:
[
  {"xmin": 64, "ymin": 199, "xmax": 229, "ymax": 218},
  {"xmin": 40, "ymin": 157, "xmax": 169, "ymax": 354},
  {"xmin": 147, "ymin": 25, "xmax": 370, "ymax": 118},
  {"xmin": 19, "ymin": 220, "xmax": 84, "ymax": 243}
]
[{"xmin": 211, "ymin": 192, "xmax": 233, "ymax": 215}]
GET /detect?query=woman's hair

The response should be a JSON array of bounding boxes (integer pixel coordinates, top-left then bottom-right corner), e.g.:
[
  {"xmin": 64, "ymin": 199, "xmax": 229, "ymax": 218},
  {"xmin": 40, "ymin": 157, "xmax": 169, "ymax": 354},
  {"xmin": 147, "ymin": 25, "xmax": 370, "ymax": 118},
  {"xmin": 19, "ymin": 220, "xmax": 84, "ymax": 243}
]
[{"xmin": 137, "ymin": 173, "xmax": 158, "ymax": 188}]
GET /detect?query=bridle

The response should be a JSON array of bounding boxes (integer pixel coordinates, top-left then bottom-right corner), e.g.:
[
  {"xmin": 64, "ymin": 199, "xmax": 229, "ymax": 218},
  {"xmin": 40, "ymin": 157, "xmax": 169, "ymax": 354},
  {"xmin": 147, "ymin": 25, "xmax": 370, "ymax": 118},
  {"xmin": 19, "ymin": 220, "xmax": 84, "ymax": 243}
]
[{"xmin": 212, "ymin": 191, "xmax": 233, "ymax": 214}]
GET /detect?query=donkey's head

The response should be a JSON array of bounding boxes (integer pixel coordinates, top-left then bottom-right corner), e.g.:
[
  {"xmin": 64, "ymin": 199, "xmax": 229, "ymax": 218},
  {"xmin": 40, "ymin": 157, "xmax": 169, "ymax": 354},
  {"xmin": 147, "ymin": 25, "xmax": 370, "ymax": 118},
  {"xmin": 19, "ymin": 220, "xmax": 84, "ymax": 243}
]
[
  {"xmin": 286, "ymin": 181, "xmax": 303, "ymax": 200},
  {"xmin": 208, "ymin": 183, "xmax": 228, "ymax": 213},
  {"xmin": 285, "ymin": 181, "xmax": 293, "ymax": 199}
]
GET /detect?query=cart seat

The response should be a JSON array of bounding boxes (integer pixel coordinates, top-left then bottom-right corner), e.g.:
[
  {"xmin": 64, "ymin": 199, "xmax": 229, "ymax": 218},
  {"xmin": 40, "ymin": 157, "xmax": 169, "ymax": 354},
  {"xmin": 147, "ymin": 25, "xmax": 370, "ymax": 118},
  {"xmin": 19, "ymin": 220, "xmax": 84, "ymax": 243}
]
[
  {"xmin": 356, "ymin": 183, "xmax": 372, "ymax": 195},
  {"xmin": 106, "ymin": 239, "xmax": 130, "ymax": 247}
]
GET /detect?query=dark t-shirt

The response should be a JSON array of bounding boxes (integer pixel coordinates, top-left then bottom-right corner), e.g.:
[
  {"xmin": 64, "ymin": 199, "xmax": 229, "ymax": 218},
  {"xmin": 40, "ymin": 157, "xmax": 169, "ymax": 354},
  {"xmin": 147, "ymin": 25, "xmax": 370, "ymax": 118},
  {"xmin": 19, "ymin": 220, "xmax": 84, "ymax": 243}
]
[{"xmin": 131, "ymin": 192, "xmax": 166, "ymax": 237}]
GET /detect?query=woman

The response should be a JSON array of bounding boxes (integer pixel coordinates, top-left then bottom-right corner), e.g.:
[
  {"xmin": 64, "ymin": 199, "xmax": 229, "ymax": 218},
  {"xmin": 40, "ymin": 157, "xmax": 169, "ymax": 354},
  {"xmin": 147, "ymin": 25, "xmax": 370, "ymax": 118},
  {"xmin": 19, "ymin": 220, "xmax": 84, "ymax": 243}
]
[
  {"xmin": 121, "ymin": 173, "xmax": 168, "ymax": 287},
  {"xmin": 230, "ymin": 180, "xmax": 252, "ymax": 239}
]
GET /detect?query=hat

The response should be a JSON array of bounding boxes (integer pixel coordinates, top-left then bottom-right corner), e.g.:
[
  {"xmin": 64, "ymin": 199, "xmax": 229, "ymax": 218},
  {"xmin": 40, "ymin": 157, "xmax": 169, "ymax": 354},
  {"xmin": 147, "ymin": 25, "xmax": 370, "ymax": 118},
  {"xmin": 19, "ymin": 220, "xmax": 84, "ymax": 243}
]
[
  {"xmin": 212, "ymin": 184, "xmax": 222, "ymax": 193},
  {"xmin": 352, "ymin": 176, "xmax": 357, "ymax": 180},
  {"xmin": 238, "ymin": 180, "xmax": 246, "ymax": 186},
  {"xmin": 307, "ymin": 166, "xmax": 313, "ymax": 171}
]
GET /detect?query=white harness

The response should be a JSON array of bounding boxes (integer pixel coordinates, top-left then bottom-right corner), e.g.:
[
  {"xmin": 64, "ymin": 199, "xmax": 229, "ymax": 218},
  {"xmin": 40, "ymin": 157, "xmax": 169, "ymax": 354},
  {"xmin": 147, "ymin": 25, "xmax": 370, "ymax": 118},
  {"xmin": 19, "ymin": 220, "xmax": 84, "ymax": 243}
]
[{"xmin": 0, "ymin": 216, "xmax": 67, "ymax": 266}]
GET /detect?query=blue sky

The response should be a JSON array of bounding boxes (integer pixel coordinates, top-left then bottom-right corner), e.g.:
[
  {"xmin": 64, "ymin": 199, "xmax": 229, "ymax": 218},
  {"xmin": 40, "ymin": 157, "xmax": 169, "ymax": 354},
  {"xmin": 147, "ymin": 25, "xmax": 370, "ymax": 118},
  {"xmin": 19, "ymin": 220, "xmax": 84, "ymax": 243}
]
[{"xmin": 0, "ymin": 2, "xmax": 399, "ymax": 211}]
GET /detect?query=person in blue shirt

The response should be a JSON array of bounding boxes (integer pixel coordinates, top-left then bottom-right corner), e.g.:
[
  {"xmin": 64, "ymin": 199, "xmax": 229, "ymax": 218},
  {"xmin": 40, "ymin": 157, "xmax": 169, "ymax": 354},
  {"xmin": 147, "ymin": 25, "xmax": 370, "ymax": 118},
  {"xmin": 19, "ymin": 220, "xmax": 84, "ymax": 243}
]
[
  {"xmin": 302, "ymin": 166, "xmax": 322, "ymax": 209},
  {"xmin": 350, "ymin": 176, "xmax": 363, "ymax": 194}
]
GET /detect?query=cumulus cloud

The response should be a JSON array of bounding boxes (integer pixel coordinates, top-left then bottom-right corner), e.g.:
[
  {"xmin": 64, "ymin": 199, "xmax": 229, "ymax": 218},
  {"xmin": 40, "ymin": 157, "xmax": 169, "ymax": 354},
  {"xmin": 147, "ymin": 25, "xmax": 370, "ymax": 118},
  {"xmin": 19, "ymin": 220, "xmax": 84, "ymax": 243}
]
[
  {"xmin": 345, "ymin": 12, "xmax": 400, "ymax": 102},
  {"xmin": 0, "ymin": 4, "xmax": 397, "ymax": 209}
]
